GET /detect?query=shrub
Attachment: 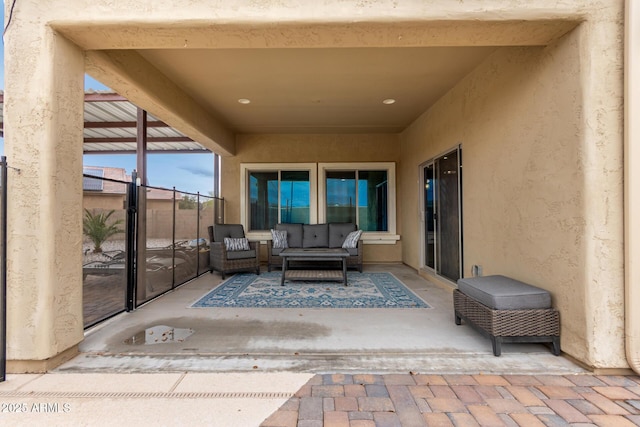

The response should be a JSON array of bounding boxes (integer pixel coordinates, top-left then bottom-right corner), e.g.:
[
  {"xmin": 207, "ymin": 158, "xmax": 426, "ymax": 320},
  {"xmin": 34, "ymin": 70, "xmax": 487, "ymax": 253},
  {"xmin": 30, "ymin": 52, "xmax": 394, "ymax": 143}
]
[{"xmin": 83, "ymin": 209, "xmax": 124, "ymax": 253}]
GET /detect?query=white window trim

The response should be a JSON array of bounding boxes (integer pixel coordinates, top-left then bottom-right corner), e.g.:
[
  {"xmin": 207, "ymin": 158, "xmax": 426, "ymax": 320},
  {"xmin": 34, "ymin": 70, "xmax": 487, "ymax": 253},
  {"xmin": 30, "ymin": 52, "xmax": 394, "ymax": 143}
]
[
  {"xmin": 241, "ymin": 163, "xmax": 317, "ymax": 241},
  {"xmin": 318, "ymin": 162, "xmax": 398, "ymax": 243}
]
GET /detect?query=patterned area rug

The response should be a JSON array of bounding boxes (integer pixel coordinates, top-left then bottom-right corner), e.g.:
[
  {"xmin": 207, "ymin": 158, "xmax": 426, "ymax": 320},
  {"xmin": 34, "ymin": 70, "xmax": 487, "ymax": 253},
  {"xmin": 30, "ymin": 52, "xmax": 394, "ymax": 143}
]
[{"xmin": 191, "ymin": 272, "xmax": 430, "ymax": 309}]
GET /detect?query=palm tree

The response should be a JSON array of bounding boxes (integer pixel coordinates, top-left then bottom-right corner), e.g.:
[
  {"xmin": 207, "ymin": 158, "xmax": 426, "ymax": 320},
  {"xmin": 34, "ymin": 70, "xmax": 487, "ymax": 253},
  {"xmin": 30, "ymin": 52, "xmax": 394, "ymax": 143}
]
[{"xmin": 83, "ymin": 209, "xmax": 125, "ymax": 253}]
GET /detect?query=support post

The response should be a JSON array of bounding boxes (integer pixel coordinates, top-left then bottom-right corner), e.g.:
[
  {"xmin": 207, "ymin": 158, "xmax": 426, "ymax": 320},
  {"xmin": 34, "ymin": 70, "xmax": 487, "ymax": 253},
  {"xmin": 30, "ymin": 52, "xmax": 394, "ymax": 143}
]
[{"xmin": 136, "ymin": 108, "xmax": 148, "ymax": 303}]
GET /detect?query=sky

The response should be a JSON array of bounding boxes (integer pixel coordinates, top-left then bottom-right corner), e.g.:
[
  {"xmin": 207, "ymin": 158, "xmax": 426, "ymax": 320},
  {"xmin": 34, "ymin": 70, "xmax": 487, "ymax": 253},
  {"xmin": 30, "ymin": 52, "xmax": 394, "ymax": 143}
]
[{"xmin": 0, "ymin": 7, "xmax": 216, "ymax": 196}]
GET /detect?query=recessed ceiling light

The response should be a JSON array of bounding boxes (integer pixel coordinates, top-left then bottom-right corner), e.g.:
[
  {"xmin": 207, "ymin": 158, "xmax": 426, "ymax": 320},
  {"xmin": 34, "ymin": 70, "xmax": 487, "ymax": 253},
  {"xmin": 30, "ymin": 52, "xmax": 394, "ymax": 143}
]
[
  {"xmin": 238, "ymin": 98, "xmax": 251, "ymax": 104},
  {"xmin": 382, "ymin": 98, "xmax": 396, "ymax": 105}
]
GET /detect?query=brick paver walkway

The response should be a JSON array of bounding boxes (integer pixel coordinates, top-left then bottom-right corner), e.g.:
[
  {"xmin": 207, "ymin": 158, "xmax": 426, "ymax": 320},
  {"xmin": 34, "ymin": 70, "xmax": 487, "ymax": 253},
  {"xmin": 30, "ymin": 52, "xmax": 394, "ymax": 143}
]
[{"xmin": 261, "ymin": 373, "xmax": 640, "ymax": 426}]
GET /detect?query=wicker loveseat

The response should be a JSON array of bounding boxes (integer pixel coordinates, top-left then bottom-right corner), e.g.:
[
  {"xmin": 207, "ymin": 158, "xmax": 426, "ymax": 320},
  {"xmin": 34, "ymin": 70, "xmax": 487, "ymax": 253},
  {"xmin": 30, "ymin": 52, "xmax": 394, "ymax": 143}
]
[
  {"xmin": 266, "ymin": 223, "xmax": 363, "ymax": 273},
  {"xmin": 208, "ymin": 224, "xmax": 260, "ymax": 279}
]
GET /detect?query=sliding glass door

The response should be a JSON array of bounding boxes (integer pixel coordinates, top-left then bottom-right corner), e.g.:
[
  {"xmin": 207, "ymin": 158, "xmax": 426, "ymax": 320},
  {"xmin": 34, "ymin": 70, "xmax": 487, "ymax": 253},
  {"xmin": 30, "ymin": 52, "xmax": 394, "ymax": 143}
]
[{"xmin": 422, "ymin": 147, "xmax": 462, "ymax": 282}]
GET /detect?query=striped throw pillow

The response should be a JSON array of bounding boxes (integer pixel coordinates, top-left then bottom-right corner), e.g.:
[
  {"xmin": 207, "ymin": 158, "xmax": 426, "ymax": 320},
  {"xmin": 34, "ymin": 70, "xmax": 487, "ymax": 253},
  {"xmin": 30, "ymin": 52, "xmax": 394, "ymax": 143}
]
[
  {"xmin": 224, "ymin": 237, "xmax": 250, "ymax": 251},
  {"xmin": 270, "ymin": 229, "xmax": 288, "ymax": 249},
  {"xmin": 341, "ymin": 230, "xmax": 362, "ymax": 249}
]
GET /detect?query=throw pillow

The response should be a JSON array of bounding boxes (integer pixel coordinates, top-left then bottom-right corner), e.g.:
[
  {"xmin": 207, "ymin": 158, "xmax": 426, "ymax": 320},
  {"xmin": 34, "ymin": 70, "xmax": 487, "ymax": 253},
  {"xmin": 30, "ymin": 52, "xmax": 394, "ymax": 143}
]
[
  {"xmin": 224, "ymin": 237, "xmax": 250, "ymax": 251},
  {"xmin": 342, "ymin": 230, "xmax": 362, "ymax": 249},
  {"xmin": 270, "ymin": 229, "xmax": 288, "ymax": 249}
]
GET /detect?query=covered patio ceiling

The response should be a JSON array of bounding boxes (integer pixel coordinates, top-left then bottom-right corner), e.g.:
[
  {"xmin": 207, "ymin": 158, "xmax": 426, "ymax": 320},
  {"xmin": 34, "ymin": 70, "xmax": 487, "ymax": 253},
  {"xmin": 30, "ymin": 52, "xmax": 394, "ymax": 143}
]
[
  {"xmin": 54, "ymin": 18, "xmax": 579, "ymax": 157},
  {"xmin": 2, "ymin": 46, "xmax": 507, "ymax": 156},
  {"xmin": 134, "ymin": 46, "xmax": 499, "ymax": 134},
  {"xmin": 2, "ymin": 44, "xmax": 504, "ymax": 155}
]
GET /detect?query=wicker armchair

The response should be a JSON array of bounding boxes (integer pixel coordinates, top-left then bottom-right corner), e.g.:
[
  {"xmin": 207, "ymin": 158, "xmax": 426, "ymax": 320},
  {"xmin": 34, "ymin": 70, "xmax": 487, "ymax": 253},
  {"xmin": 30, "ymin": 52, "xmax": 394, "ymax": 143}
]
[{"xmin": 208, "ymin": 224, "xmax": 260, "ymax": 279}]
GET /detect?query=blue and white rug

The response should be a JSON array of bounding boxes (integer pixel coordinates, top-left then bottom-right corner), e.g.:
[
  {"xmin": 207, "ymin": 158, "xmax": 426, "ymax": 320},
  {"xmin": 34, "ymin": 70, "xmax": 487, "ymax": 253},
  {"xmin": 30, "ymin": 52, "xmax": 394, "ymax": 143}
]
[{"xmin": 191, "ymin": 272, "xmax": 430, "ymax": 309}]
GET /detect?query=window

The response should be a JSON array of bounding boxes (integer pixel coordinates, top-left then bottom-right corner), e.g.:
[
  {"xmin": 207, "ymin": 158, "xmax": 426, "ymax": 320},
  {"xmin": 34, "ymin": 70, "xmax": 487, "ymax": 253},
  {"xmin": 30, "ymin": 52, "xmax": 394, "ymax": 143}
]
[
  {"xmin": 241, "ymin": 164, "xmax": 317, "ymax": 232},
  {"xmin": 325, "ymin": 170, "xmax": 388, "ymax": 231},
  {"xmin": 280, "ymin": 171, "xmax": 311, "ymax": 224},
  {"xmin": 319, "ymin": 162, "xmax": 396, "ymax": 239},
  {"xmin": 248, "ymin": 171, "xmax": 278, "ymax": 231},
  {"xmin": 241, "ymin": 162, "xmax": 397, "ymax": 242},
  {"xmin": 326, "ymin": 171, "xmax": 356, "ymax": 224},
  {"xmin": 357, "ymin": 170, "xmax": 388, "ymax": 232}
]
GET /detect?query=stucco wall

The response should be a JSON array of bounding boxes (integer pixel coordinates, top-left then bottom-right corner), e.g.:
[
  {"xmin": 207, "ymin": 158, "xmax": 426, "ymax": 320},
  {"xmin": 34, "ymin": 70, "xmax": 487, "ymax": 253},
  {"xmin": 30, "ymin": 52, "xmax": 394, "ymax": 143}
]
[
  {"xmin": 4, "ymin": 27, "xmax": 86, "ymax": 363},
  {"xmin": 83, "ymin": 194, "xmax": 125, "ymax": 211},
  {"xmin": 224, "ymin": 134, "xmax": 402, "ymax": 263},
  {"xmin": 401, "ymin": 25, "xmax": 625, "ymax": 368}
]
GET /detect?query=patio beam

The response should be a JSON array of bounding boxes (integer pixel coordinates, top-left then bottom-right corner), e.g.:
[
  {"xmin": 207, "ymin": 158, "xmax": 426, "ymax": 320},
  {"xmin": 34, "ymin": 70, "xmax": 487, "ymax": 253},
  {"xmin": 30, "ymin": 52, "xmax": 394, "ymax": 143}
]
[
  {"xmin": 85, "ymin": 50, "xmax": 235, "ymax": 156},
  {"xmin": 136, "ymin": 108, "xmax": 149, "ymax": 302},
  {"xmin": 84, "ymin": 136, "xmax": 194, "ymax": 143},
  {"xmin": 84, "ymin": 121, "xmax": 169, "ymax": 129},
  {"xmin": 84, "ymin": 93, "xmax": 127, "ymax": 102},
  {"xmin": 83, "ymin": 148, "xmax": 211, "ymax": 155}
]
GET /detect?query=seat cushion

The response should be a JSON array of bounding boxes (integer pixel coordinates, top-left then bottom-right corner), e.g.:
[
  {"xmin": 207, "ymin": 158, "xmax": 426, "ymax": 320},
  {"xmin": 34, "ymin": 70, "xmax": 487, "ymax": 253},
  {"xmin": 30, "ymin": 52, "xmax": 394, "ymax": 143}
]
[
  {"xmin": 457, "ymin": 275, "xmax": 551, "ymax": 310},
  {"xmin": 344, "ymin": 247, "xmax": 358, "ymax": 256},
  {"xmin": 329, "ymin": 223, "xmax": 357, "ymax": 248},
  {"xmin": 226, "ymin": 249, "xmax": 257, "ymax": 260},
  {"xmin": 276, "ymin": 223, "xmax": 303, "ymax": 248},
  {"xmin": 302, "ymin": 224, "xmax": 329, "ymax": 248}
]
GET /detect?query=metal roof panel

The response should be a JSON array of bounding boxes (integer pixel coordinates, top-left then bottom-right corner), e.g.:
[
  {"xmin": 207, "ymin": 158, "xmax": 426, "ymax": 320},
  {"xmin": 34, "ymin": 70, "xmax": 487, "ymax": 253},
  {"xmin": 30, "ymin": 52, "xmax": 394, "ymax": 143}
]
[{"xmin": 0, "ymin": 90, "xmax": 211, "ymax": 154}]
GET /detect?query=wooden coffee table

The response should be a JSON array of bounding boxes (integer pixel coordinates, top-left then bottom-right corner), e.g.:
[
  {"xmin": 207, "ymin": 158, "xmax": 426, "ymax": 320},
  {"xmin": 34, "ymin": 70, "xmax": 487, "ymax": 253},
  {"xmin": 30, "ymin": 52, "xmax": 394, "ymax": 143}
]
[{"xmin": 279, "ymin": 248, "xmax": 350, "ymax": 286}]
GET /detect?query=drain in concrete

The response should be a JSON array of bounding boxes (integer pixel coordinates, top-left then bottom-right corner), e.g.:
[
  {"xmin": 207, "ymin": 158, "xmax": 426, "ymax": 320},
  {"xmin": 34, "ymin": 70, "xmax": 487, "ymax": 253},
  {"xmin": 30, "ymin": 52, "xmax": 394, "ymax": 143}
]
[{"xmin": 124, "ymin": 325, "xmax": 194, "ymax": 345}]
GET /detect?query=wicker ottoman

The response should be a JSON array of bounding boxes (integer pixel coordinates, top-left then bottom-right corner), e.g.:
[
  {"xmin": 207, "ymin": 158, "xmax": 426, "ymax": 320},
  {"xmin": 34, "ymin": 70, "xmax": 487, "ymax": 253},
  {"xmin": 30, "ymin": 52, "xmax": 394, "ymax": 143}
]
[{"xmin": 453, "ymin": 275, "xmax": 561, "ymax": 356}]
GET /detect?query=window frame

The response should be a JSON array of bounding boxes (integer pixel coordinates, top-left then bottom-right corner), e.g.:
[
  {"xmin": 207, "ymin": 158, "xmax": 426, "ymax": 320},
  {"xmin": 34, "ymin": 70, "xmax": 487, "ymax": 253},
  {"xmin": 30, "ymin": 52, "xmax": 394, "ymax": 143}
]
[
  {"xmin": 241, "ymin": 163, "xmax": 317, "ymax": 240},
  {"xmin": 319, "ymin": 162, "xmax": 398, "ymax": 244},
  {"xmin": 240, "ymin": 162, "xmax": 398, "ymax": 244}
]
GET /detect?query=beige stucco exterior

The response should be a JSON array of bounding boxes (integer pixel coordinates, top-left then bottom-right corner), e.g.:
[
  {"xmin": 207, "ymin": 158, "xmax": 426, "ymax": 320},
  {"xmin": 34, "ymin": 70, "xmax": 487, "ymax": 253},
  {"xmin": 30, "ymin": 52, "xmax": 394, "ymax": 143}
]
[
  {"xmin": 2, "ymin": 0, "xmax": 636, "ymax": 372},
  {"xmin": 82, "ymin": 194, "xmax": 125, "ymax": 211},
  {"xmin": 226, "ymin": 134, "xmax": 403, "ymax": 263},
  {"xmin": 625, "ymin": 0, "xmax": 640, "ymax": 375},
  {"xmin": 401, "ymin": 31, "xmax": 625, "ymax": 368}
]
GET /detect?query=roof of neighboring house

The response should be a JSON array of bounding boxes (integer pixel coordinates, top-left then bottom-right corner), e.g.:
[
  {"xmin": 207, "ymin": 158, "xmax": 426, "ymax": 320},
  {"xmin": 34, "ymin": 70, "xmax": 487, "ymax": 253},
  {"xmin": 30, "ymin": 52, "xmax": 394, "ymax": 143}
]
[
  {"xmin": 83, "ymin": 166, "xmax": 128, "ymax": 194},
  {"xmin": 83, "ymin": 165, "xmax": 183, "ymax": 200},
  {"xmin": 146, "ymin": 186, "xmax": 183, "ymax": 200}
]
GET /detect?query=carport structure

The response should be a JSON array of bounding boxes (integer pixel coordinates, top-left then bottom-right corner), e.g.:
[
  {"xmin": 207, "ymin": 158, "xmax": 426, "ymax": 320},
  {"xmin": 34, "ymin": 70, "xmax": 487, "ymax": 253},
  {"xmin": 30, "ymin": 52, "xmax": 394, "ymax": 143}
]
[
  {"xmin": 82, "ymin": 91, "xmax": 210, "ymax": 155},
  {"xmin": 0, "ymin": 89, "xmax": 216, "ymax": 184},
  {"xmin": 2, "ymin": 0, "xmax": 639, "ymax": 375},
  {"xmin": 0, "ymin": 91, "xmax": 212, "ymax": 153}
]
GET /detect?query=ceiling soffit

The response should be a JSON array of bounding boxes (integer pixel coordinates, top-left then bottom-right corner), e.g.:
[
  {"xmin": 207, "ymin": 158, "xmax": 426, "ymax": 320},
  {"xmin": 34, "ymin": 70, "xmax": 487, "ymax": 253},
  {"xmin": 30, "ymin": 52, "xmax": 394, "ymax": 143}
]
[{"xmin": 57, "ymin": 20, "xmax": 579, "ymax": 50}]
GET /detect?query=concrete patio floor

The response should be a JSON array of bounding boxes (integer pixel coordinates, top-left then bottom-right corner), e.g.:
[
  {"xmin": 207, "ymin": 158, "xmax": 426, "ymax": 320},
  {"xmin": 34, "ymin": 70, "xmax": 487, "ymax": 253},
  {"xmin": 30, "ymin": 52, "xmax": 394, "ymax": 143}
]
[
  {"xmin": 3, "ymin": 264, "xmax": 640, "ymax": 426},
  {"xmin": 60, "ymin": 263, "xmax": 585, "ymax": 375}
]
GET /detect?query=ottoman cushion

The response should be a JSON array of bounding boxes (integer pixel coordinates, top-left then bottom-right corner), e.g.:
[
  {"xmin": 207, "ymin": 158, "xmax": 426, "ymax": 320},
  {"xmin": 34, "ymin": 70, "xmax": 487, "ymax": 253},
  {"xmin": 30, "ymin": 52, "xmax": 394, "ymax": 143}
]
[{"xmin": 457, "ymin": 275, "xmax": 551, "ymax": 310}]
